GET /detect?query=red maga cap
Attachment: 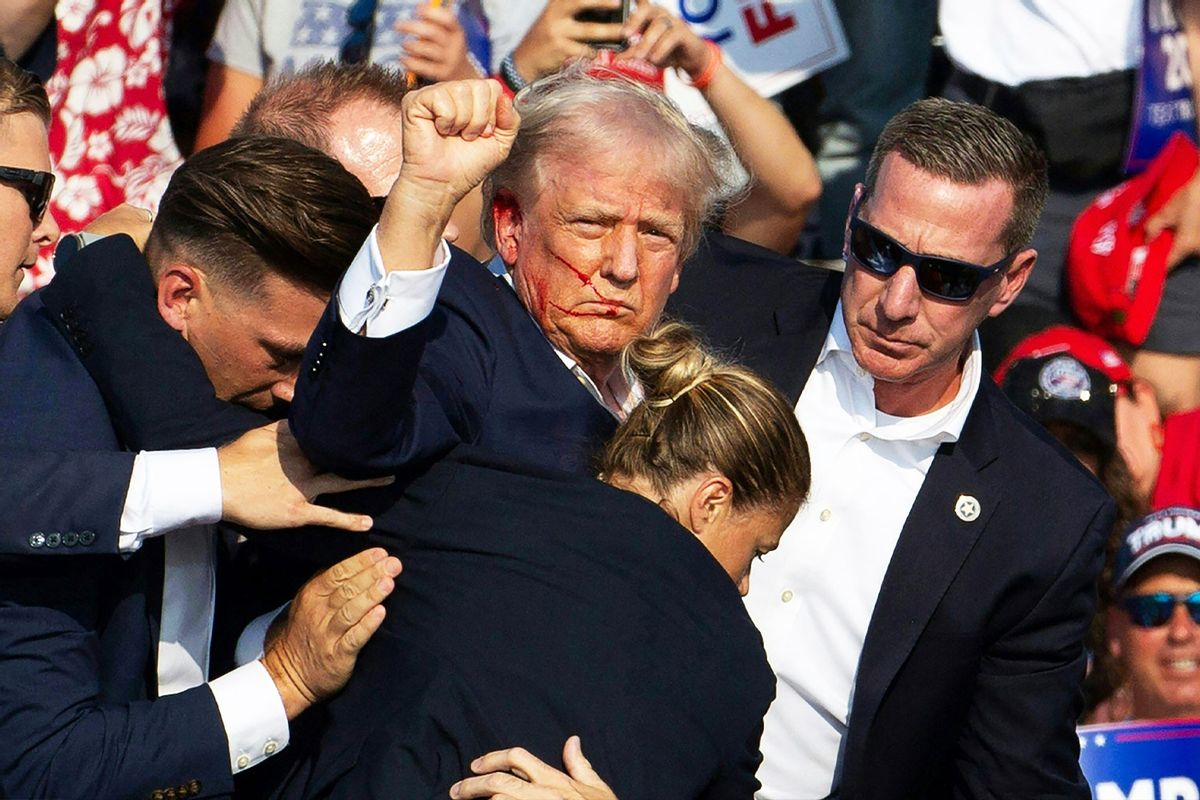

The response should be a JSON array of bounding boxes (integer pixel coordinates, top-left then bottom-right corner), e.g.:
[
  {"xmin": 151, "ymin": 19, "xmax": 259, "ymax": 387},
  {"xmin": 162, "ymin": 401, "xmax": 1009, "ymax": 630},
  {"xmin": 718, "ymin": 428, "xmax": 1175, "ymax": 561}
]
[{"xmin": 1066, "ymin": 131, "xmax": 1198, "ymax": 346}]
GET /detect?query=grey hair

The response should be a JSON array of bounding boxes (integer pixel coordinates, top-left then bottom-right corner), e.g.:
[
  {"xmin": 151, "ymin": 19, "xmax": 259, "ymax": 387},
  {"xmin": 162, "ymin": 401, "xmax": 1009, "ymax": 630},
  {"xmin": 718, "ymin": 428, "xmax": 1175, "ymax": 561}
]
[{"xmin": 481, "ymin": 65, "xmax": 740, "ymax": 257}]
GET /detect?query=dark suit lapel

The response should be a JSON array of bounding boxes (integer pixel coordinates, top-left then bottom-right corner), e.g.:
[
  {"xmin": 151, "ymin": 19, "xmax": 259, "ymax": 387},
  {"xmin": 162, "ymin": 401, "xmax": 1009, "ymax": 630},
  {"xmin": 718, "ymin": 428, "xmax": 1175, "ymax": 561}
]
[
  {"xmin": 737, "ymin": 274, "xmax": 841, "ymax": 405},
  {"xmin": 839, "ymin": 386, "xmax": 1003, "ymax": 793}
]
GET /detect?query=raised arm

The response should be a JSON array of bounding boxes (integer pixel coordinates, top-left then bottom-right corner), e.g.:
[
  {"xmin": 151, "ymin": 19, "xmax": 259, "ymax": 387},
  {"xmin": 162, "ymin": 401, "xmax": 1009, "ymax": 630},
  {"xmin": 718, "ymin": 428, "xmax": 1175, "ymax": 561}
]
[{"xmin": 290, "ymin": 80, "xmax": 519, "ymax": 477}]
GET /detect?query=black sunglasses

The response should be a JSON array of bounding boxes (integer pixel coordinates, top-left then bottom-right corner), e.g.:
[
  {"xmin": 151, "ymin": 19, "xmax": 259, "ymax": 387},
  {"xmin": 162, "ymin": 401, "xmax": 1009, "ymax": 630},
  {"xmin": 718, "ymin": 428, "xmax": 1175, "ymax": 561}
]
[
  {"xmin": 1118, "ymin": 590, "xmax": 1200, "ymax": 627},
  {"xmin": 847, "ymin": 202, "xmax": 1015, "ymax": 302},
  {"xmin": 0, "ymin": 165, "xmax": 54, "ymax": 224},
  {"xmin": 341, "ymin": 0, "xmax": 378, "ymax": 64}
]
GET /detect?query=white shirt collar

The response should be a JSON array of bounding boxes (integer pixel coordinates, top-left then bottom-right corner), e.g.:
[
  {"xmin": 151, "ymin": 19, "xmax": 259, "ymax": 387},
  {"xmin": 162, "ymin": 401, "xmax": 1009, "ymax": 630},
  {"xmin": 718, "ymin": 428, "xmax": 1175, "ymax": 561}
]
[
  {"xmin": 817, "ymin": 301, "xmax": 981, "ymax": 444},
  {"xmin": 489, "ymin": 255, "xmax": 642, "ymax": 419}
]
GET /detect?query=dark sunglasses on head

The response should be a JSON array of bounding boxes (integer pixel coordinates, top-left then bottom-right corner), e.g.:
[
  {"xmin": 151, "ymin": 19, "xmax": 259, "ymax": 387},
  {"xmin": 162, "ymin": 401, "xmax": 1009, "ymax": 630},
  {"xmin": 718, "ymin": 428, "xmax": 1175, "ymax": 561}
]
[
  {"xmin": 1118, "ymin": 590, "xmax": 1200, "ymax": 627},
  {"xmin": 847, "ymin": 201, "xmax": 1016, "ymax": 302},
  {"xmin": 341, "ymin": 0, "xmax": 378, "ymax": 64},
  {"xmin": 0, "ymin": 165, "xmax": 54, "ymax": 224}
]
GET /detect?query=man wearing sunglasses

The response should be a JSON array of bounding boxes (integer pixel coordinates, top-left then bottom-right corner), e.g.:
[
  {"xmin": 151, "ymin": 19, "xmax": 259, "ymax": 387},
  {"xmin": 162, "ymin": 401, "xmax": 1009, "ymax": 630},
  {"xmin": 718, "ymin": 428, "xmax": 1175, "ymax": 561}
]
[
  {"xmin": 669, "ymin": 97, "xmax": 1115, "ymax": 799},
  {"xmin": 0, "ymin": 57, "xmax": 57, "ymax": 320},
  {"xmin": 1105, "ymin": 507, "xmax": 1200, "ymax": 721}
]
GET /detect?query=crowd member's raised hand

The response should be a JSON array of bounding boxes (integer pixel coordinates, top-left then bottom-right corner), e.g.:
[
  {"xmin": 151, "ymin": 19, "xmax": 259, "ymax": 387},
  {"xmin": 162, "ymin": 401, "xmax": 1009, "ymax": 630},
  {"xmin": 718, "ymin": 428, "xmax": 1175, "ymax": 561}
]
[
  {"xmin": 379, "ymin": 79, "xmax": 519, "ymax": 272},
  {"xmin": 450, "ymin": 737, "xmax": 617, "ymax": 800},
  {"xmin": 509, "ymin": 0, "xmax": 627, "ymax": 84},
  {"xmin": 396, "ymin": 4, "xmax": 484, "ymax": 83},
  {"xmin": 261, "ymin": 548, "xmax": 403, "ymax": 719},
  {"xmin": 618, "ymin": 2, "xmax": 710, "ymax": 79},
  {"xmin": 618, "ymin": 4, "xmax": 819, "ymax": 254},
  {"xmin": 218, "ymin": 420, "xmax": 393, "ymax": 532}
]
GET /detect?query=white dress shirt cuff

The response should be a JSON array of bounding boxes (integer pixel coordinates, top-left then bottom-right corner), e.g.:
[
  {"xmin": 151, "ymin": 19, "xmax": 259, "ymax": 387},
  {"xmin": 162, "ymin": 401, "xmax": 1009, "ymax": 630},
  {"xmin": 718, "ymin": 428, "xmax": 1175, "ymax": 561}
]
[
  {"xmin": 336, "ymin": 225, "xmax": 450, "ymax": 337},
  {"xmin": 210, "ymin": 660, "xmax": 290, "ymax": 773},
  {"xmin": 117, "ymin": 449, "xmax": 223, "ymax": 552}
]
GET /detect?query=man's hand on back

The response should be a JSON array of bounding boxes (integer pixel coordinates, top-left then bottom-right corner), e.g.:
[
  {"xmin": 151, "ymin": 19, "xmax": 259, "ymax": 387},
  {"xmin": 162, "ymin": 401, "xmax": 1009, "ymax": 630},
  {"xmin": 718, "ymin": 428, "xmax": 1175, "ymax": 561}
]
[
  {"xmin": 218, "ymin": 421, "xmax": 393, "ymax": 532},
  {"xmin": 450, "ymin": 736, "xmax": 617, "ymax": 800},
  {"xmin": 261, "ymin": 547, "xmax": 403, "ymax": 719}
]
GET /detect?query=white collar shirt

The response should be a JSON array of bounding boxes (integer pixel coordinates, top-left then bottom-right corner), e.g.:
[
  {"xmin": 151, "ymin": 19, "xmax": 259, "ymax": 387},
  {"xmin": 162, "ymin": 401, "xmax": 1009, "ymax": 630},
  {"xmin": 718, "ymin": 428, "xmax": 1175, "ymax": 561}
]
[{"xmin": 747, "ymin": 303, "xmax": 982, "ymax": 799}]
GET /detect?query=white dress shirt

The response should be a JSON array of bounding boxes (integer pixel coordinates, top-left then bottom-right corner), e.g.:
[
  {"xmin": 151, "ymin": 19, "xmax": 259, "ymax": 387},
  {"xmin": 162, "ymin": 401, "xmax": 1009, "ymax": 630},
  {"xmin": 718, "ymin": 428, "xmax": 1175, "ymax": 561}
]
[
  {"xmin": 940, "ymin": 0, "xmax": 1139, "ymax": 85},
  {"xmin": 746, "ymin": 305, "xmax": 982, "ymax": 799}
]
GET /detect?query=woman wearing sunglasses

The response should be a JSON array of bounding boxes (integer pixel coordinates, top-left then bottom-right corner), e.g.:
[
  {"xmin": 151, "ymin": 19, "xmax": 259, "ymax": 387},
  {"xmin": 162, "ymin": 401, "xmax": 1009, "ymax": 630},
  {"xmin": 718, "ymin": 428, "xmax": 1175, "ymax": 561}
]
[
  {"xmin": 0, "ymin": 58, "xmax": 59, "ymax": 320},
  {"xmin": 1100, "ymin": 507, "xmax": 1200, "ymax": 722}
]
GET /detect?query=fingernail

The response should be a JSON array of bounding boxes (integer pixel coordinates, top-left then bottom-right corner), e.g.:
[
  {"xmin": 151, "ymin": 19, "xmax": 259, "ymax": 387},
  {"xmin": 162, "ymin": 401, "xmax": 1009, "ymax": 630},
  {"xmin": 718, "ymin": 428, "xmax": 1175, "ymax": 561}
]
[
  {"xmin": 449, "ymin": 782, "xmax": 460, "ymax": 798},
  {"xmin": 470, "ymin": 757, "xmax": 482, "ymax": 770}
]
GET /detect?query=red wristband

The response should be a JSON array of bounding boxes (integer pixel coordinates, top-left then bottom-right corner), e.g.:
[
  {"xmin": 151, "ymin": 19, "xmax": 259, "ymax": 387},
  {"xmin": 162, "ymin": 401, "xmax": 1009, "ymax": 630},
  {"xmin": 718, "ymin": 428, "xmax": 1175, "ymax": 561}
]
[{"xmin": 687, "ymin": 41, "xmax": 723, "ymax": 90}]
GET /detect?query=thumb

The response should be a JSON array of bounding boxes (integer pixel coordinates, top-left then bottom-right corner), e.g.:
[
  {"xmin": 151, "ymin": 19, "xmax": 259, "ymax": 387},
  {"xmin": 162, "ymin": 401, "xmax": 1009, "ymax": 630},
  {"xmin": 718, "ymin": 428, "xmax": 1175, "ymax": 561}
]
[
  {"xmin": 1144, "ymin": 194, "xmax": 1181, "ymax": 240},
  {"xmin": 563, "ymin": 735, "xmax": 605, "ymax": 786}
]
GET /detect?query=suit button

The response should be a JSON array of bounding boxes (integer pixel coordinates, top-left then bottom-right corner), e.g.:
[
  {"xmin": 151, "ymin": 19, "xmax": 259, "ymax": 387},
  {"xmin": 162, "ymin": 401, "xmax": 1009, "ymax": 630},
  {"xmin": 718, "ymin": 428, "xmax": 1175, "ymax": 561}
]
[
  {"xmin": 177, "ymin": 784, "xmax": 189, "ymax": 797},
  {"xmin": 63, "ymin": 531, "xmax": 79, "ymax": 546},
  {"xmin": 45, "ymin": 532, "xmax": 62, "ymax": 548},
  {"xmin": 29, "ymin": 532, "xmax": 45, "ymax": 548},
  {"xmin": 189, "ymin": 780, "xmax": 201, "ymax": 794},
  {"xmin": 151, "ymin": 791, "xmax": 165, "ymax": 800},
  {"xmin": 79, "ymin": 530, "xmax": 96, "ymax": 546},
  {"xmin": 236, "ymin": 754, "xmax": 250, "ymax": 770},
  {"xmin": 264, "ymin": 739, "xmax": 278, "ymax": 755},
  {"xmin": 164, "ymin": 789, "xmax": 176, "ymax": 800}
]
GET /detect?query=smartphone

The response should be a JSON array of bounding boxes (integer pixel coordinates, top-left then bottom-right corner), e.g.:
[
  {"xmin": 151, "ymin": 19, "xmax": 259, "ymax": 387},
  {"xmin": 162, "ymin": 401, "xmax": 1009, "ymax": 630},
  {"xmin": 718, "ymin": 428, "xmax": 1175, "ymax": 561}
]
[{"xmin": 576, "ymin": 0, "xmax": 631, "ymax": 49}]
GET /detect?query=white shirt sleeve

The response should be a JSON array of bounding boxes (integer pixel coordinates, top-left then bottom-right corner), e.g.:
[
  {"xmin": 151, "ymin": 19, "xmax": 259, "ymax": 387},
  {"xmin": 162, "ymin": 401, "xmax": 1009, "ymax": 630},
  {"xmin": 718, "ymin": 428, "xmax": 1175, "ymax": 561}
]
[
  {"xmin": 337, "ymin": 226, "xmax": 451, "ymax": 338},
  {"xmin": 206, "ymin": 0, "xmax": 268, "ymax": 78},
  {"xmin": 117, "ymin": 449, "xmax": 223, "ymax": 553},
  {"xmin": 209, "ymin": 660, "xmax": 290, "ymax": 773},
  {"xmin": 234, "ymin": 603, "xmax": 289, "ymax": 666}
]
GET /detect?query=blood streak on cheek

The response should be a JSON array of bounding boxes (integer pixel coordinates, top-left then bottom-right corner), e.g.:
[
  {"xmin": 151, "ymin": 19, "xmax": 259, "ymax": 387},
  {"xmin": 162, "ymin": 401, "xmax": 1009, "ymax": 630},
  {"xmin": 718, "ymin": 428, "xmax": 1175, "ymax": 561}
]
[
  {"xmin": 550, "ymin": 302, "xmax": 618, "ymax": 317},
  {"xmin": 550, "ymin": 250, "xmax": 620, "ymax": 306}
]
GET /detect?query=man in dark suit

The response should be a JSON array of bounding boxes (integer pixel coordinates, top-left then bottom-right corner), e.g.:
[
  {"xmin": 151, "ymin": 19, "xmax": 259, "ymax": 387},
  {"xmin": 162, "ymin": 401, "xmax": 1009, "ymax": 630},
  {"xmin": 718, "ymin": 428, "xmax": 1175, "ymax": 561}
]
[
  {"xmin": 260, "ymin": 447, "xmax": 775, "ymax": 800},
  {"xmin": 666, "ymin": 99, "xmax": 1114, "ymax": 799},
  {"xmin": 288, "ymin": 70, "xmax": 737, "ymax": 480},
  {"xmin": 0, "ymin": 136, "xmax": 401, "ymax": 800}
]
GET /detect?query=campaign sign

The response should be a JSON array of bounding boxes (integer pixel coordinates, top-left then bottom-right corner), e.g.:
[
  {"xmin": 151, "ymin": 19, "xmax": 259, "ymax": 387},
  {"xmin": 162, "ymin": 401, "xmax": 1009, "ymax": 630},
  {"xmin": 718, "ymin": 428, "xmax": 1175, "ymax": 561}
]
[
  {"xmin": 655, "ymin": 0, "xmax": 849, "ymax": 98},
  {"xmin": 1126, "ymin": 0, "xmax": 1198, "ymax": 174},
  {"xmin": 1078, "ymin": 719, "xmax": 1200, "ymax": 799}
]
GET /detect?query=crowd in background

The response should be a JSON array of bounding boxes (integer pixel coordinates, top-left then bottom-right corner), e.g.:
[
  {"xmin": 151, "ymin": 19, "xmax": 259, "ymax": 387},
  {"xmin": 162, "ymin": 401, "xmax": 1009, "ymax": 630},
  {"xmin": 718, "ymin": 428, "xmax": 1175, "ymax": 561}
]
[{"xmin": 1, "ymin": 0, "xmax": 1199, "ymax": 798}]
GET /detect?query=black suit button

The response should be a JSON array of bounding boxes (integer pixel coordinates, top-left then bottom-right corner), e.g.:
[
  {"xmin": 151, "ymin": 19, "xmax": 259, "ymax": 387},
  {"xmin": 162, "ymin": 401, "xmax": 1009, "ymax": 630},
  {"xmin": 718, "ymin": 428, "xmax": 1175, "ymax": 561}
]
[
  {"xmin": 151, "ymin": 791, "xmax": 164, "ymax": 800},
  {"xmin": 79, "ymin": 530, "xmax": 96, "ymax": 546},
  {"xmin": 45, "ymin": 532, "xmax": 61, "ymax": 548},
  {"xmin": 177, "ymin": 784, "xmax": 189, "ymax": 797},
  {"xmin": 62, "ymin": 532, "xmax": 79, "ymax": 547},
  {"xmin": 189, "ymin": 780, "xmax": 201, "ymax": 794},
  {"xmin": 164, "ymin": 788, "xmax": 176, "ymax": 800},
  {"xmin": 28, "ymin": 532, "xmax": 45, "ymax": 548}
]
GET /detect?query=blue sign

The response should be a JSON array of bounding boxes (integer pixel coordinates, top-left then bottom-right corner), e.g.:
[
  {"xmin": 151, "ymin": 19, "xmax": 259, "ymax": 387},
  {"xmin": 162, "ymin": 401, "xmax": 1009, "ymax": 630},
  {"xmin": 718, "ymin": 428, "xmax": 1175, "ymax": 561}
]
[
  {"xmin": 1126, "ymin": 0, "xmax": 1199, "ymax": 174},
  {"xmin": 1078, "ymin": 719, "xmax": 1200, "ymax": 799}
]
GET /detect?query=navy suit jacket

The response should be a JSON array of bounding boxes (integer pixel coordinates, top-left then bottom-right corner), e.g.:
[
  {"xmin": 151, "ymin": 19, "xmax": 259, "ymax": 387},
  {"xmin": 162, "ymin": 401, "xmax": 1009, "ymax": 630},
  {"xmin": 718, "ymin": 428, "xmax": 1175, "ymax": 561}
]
[
  {"xmin": 0, "ymin": 237, "xmax": 237, "ymax": 800},
  {"xmin": 290, "ymin": 248, "xmax": 617, "ymax": 479},
  {"xmin": 263, "ymin": 447, "xmax": 774, "ymax": 800},
  {"xmin": 667, "ymin": 231, "xmax": 1114, "ymax": 800}
]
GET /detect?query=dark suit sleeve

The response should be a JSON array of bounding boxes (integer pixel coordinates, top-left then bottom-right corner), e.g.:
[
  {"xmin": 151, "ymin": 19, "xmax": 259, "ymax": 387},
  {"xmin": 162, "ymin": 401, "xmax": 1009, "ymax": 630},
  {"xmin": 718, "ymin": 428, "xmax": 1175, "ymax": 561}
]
[
  {"xmin": 0, "ymin": 450, "xmax": 132, "ymax": 555},
  {"xmin": 290, "ymin": 264, "xmax": 495, "ymax": 479},
  {"xmin": 951, "ymin": 498, "xmax": 1113, "ymax": 800},
  {"xmin": 41, "ymin": 235, "xmax": 264, "ymax": 450},
  {"xmin": 0, "ymin": 557, "xmax": 234, "ymax": 799},
  {"xmin": 699, "ymin": 720, "xmax": 765, "ymax": 800}
]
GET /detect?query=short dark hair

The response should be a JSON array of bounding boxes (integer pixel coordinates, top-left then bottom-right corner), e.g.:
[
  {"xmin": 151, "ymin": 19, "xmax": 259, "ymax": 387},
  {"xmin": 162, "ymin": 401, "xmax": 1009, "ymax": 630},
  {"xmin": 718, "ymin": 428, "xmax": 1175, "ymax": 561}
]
[
  {"xmin": 232, "ymin": 61, "xmax": 408, "ymax": 150},
  {"xmin": 865, "ymin": 98, "xmax": 1048, "ymax": 253},
  {"xmin": 0, "ymin": 57, "xmax": 50, "ymax": 126},
  {"xmin": 146, "ymin": 136, "xmax": 376, "ymax": 298}
]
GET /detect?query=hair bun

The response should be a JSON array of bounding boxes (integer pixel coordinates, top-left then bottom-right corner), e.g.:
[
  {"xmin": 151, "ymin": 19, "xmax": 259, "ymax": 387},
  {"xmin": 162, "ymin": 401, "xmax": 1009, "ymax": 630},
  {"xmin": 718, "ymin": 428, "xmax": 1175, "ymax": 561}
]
[{"xmin": 624, "ymin": 321, "xmax": 717, "ymax": 407}]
